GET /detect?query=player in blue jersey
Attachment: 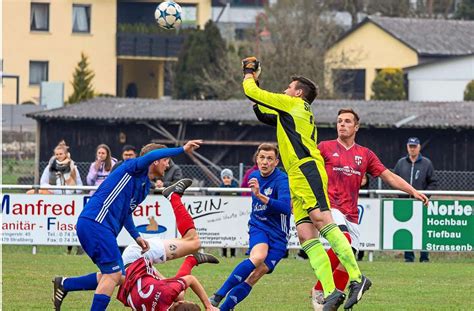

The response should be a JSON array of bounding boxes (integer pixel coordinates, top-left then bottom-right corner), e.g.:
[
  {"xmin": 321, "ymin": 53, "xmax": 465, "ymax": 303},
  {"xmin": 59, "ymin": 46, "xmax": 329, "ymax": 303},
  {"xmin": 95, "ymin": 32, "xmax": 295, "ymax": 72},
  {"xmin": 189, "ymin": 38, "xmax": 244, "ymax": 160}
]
[
  {"xmin": 209, "ymin": 143, "xmax": 291, "ymax": 311},
  {"xmin": 52, "ymin": 140, "xmax": 202, "ymax": 311}
]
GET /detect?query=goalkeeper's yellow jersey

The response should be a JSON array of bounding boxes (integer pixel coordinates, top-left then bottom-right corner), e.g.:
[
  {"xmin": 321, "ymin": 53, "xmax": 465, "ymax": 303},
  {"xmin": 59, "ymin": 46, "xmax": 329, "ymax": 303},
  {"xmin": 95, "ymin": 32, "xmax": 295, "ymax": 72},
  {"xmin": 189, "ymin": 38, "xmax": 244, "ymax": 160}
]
[{"xmin": 243, "ymin": 78, "xmax": 323, "ymax": 171}]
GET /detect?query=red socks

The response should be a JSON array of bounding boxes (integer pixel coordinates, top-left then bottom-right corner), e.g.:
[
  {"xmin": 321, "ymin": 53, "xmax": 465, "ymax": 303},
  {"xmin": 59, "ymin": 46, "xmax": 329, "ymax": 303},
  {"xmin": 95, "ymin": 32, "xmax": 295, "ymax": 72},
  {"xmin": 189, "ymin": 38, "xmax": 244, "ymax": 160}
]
[
  {"xmin": 175, "ymin": 256, "xmax": 198, "ymax": 278},
  {"xmin": 170, "ymin": 193, "xmax": 195, "ymax": 237},
  {"xmin": 314, "ymin": 232, "xmax": 352, "ymax": 291}
]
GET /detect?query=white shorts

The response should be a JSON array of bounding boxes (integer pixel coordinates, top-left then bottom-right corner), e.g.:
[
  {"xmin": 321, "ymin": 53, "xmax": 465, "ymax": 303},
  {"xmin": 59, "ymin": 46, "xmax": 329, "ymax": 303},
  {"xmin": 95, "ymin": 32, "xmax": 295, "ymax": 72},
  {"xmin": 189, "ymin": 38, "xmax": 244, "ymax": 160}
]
[
  {"xmin": 122, "ymin": 237, "xmax": 167, "ymax": 266},
  {"xmin": 331, "ymin": 208, "xmax": 360, "ymax": 251}
]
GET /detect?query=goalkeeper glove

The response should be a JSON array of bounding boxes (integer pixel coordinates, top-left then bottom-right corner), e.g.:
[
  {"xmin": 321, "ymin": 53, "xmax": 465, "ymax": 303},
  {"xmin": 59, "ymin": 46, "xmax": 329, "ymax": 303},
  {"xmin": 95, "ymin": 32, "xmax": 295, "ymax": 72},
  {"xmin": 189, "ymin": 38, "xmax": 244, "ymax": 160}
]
[{"xmin": 242, "ymin": 57, "xmax": 261, "ymax": 79}]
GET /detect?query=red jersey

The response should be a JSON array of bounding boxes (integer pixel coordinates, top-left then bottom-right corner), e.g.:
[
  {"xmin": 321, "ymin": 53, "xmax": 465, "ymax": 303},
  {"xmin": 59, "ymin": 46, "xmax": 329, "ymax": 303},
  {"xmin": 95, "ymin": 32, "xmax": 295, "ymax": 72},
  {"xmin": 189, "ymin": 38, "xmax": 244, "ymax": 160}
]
[
  {"xmin": 117, "ymin": 258, "xmax": 187, "ymax": 311},
  {"xmin": 318, "ymin": 140, "xmax": 386, "ymax": 223}
]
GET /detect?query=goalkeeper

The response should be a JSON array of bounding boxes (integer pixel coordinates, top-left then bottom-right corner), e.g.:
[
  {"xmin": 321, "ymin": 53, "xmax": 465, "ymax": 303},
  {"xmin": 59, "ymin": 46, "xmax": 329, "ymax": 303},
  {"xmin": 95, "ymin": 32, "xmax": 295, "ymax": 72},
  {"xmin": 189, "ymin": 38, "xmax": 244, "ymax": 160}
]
[{"xmin": 241, "ymin": 57, "xmax": 370, "ymax": 310}]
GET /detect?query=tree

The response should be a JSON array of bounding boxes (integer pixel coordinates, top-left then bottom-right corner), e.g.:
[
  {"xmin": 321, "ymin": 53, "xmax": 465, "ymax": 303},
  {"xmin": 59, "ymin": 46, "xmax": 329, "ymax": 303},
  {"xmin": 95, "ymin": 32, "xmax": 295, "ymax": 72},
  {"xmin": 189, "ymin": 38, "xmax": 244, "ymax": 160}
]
[
  {"xmin": 256, "ymin": 0, "xmax": 351, "ymax": 98},
  {"xmin": 454, "ymin": 0, "xmax": 474, "ymax": 20},
  {"xmin": 371, "ymin": 68, "xmax": 406, "ymax": 100},
  {"xmin": 174, "ymin": 20, "xmax": 228, "ymax": 99},
  {"xmin": 464, "ymin": 80, "xmax": 474, "ymax": 100},
  {"xmin": 67, "ymin": 53, "xmax": 95, "ymax": 104}
]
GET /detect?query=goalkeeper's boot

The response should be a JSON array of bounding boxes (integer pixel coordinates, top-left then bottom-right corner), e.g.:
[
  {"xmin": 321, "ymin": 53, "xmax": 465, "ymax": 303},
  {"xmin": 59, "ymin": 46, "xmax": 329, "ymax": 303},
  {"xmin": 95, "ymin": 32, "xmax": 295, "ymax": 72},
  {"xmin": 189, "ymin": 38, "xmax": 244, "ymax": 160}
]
[
  {"xmin": 344, "ymin": 275, "xmax": 372, "ymax": 309},
  {"xmin": 209, "ymin": 294, "xmax": 225, "ymax": 307},
  {"xmin": 162, "ymin": 178, "xmax": 193, "ymax": 199},
  {"xmin": 322, "ymin": 290, "xmax": 345, "ymax": 311},
  {"xmin": 52, "ymin": 276, "xmax": 68, "ymax": 311},
  {"xmin": 192, "ymin": 252, "xmax": 220, "ymax": 265}
]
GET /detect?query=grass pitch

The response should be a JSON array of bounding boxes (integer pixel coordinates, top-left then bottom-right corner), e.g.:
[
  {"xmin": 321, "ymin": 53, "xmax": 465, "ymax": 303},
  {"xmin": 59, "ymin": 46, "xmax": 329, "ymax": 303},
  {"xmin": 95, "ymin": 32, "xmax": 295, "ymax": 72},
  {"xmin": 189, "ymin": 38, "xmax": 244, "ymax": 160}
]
[{"xmin": 2, "ymin": 246, "xmax": 473, "ymax": 310}]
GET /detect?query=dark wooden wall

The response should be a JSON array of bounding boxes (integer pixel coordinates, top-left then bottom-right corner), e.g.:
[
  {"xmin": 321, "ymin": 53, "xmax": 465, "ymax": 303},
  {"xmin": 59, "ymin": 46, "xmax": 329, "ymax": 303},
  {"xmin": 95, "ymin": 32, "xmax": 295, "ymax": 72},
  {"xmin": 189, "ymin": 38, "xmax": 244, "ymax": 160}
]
[{"xmin": 39, "ymin": 119, "xmax": 473, "ymax": 171}]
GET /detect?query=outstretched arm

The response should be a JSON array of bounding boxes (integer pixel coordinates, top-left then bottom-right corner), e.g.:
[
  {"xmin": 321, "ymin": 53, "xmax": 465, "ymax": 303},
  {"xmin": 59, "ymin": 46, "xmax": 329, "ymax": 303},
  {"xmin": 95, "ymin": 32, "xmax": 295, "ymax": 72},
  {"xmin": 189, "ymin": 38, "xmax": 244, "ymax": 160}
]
[
  {"xmin": 136, "ymin": 140, "xmax": 202, "ymax": 171},
  {"xmin": 181, "ymin": 275, "xmax": 217, "ymax": 310},
  {"xmin": 243, "ymin": 76, "xmax": 293, "ymax": 112},
  {"xmin": 380, "ymin": 169, "xmax": 429, "ymax": 206}
]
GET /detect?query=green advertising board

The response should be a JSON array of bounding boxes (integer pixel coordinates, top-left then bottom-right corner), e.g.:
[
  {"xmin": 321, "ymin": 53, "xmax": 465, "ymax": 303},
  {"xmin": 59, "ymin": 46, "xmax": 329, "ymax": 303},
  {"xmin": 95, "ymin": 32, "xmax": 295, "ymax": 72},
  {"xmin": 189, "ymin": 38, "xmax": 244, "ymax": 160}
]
[{"xmin": 382, "ymin": 199, "xmax": 473, "ymax": 251}]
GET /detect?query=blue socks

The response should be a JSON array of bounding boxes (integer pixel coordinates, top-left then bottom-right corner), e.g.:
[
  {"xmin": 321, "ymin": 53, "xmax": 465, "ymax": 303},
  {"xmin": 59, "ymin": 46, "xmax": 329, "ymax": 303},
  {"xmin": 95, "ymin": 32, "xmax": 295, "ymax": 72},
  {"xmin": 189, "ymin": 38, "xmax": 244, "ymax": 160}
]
[
  {"xmin": 216, "ymin": 259, "xmax": 255, "ymax": 297},
  {"xmin": 91, "ymin": 294, "xmax": 110, "ymax": 311},
  {"xmin": 63, "ymin": 273, "xmax": 98, "ymax": 291},
  {"xmin": 220, "ymin": 282, "xmax": 252, "ymax": 311}
]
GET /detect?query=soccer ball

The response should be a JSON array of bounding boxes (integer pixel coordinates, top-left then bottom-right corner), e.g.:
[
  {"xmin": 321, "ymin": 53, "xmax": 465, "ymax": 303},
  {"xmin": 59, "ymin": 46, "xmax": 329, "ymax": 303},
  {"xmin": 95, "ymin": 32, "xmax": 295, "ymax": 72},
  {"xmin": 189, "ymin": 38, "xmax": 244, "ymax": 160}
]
[{"xmin": 155, "ymin": 1, "xmax": 182, "ymax": 30}]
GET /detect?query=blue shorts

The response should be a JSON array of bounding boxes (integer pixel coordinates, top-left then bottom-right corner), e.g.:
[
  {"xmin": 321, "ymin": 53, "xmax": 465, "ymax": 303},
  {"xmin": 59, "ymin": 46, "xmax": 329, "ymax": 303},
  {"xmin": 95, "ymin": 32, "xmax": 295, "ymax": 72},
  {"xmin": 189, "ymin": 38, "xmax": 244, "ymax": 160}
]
[
  {"xmin": 77, "ymin": 217, "xmax": 125, "ymax": 275},
  {"xmin": 248, "ymin": 226, "xmax": 287, "ymax": 273}
]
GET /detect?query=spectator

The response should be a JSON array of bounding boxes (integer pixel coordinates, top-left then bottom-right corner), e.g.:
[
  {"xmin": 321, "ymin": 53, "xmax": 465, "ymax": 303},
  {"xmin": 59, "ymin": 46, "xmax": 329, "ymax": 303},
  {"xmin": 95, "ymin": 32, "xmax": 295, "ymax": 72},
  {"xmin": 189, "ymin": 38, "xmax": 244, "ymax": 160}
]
[
  {"xmin": 220, "ymin": 168, "xmax": 239, "ymax": 188},
  {"xmin": 86, "ymin": 144, "xmax": 117, "ymax": 193},
  {"xmin": 394, "ymin": 137, "xmax": 437, "ymax": 263},
  {"xmin": 111, "ymin": 145, "xmax": 137, "ymax": 172},
  {"xmin": 220, "ymin": 168, "xmax": 238, "ymax": 257},
  {"xmin": 241, "ymin": 151, "xmax": 258, "ymax": 197},
  {"xmin": 155, "ymin": 159, "xmax": 184, "ymax": 188},
  {"xmin": 29, "ymin": 141, "xmax": 83, "ymax": 195},
  {"xmin": 36, "ymin": 141, "xmax": 84, "ymax": 255}
]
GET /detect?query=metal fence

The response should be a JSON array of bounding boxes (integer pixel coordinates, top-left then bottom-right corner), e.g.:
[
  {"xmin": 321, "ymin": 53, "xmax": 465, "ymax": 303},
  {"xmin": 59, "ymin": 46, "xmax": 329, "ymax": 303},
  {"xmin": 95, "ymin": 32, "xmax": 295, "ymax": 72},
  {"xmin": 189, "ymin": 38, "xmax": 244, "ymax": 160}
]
[{"xmin": 27, "ymin": 162, "xmax": 473, "ymax": 191}]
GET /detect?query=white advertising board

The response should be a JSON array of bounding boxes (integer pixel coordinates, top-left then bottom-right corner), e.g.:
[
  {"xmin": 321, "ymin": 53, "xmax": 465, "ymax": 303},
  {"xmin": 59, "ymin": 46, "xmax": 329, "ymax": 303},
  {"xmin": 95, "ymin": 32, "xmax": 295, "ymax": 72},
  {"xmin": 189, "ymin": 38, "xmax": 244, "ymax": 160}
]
[{"xmin": 2, "ymin": 194, "xmax": 381, "ymax": 250}]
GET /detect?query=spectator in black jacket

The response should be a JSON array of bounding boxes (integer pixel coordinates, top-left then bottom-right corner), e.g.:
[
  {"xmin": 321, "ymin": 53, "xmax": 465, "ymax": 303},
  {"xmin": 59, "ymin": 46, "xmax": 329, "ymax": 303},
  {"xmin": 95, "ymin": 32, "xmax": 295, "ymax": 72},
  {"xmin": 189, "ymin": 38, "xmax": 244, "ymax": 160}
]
[
  {"xmin": 155, "ymin": 159, "xmax": 184, "ymax": 188},
  {"xmin": 394, "ymin": 137, "xmax": 437, "ymax": 263},
  {"xmin": 111, "ymin": 145, "xmax": 137, "ymax": 172}
]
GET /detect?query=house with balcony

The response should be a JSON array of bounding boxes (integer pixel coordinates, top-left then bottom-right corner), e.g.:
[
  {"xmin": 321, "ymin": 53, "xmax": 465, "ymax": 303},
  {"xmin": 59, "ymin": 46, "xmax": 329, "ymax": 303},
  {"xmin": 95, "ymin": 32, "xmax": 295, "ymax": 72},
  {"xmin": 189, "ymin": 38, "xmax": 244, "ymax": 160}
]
[
  {"xmin": 3, "ymin": 0, "xmax": 117, "ymax": 104},
  {"xmin": 2, "ymin": 0, "xmax": 211, "ymax": 105}
]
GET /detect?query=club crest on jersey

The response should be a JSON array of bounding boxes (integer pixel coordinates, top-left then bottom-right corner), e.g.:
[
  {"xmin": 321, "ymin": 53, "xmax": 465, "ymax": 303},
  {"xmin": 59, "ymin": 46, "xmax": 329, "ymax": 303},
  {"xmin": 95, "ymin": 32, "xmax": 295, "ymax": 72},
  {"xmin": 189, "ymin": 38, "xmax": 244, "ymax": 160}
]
[
  {"xmin": 264, "ymin": 187, "xmax": 273, "ymax": 196},
  {"xmin": 354, "ymin": 155, "xmax": 363, "ymax": 165}
]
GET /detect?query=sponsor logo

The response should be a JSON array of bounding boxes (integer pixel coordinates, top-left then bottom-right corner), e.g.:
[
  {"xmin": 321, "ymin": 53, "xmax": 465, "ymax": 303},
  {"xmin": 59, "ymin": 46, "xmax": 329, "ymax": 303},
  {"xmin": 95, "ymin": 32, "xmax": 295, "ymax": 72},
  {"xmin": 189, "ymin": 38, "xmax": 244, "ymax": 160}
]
[
  {"xmin": 383, "ymin": 201, "xmax": 423, "ymax": 250},
  {"xmin": 136, "ymin": 216, "xmax": 167, "ymax": 234},
  {"xmin": 332, "ymin": 166, "xmax": 361, "ymax": 176},
  {"xmin": 332, "ymin": 152, "xmax": 339, "ymax": 157},
  {"xmin": 264, "ymin": 187, "xmax": 273, "ymax": 196}
]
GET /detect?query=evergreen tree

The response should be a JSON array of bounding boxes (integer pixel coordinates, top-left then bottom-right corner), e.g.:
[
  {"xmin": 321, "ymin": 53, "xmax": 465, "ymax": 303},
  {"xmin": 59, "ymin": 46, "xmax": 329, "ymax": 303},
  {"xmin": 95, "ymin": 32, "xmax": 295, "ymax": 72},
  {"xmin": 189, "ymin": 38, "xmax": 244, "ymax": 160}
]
[
  {"xmin": 464, "ymin": 80, "xmax": 474, "ymax": 101},
  {"xmin": 454, "ymin": 0, "xmax": 474, "ymax": 20},
  {"xmin": 371, "ymin": 68, "xmax": 407, "ymax": 100},
  {"xmin": 67, "ymin": 52, "xmax": 95, "ymax": 104},
  {"xmin": 174, "ymin": 21, "xmax": 226, "ymax": 99}
]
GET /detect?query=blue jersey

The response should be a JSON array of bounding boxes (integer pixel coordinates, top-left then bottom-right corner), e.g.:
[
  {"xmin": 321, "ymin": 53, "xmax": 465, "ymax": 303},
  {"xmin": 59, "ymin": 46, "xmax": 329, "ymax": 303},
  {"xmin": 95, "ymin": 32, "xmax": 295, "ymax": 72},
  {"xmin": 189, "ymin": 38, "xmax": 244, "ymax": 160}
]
[
  {"xmin": 79, "ymin": 147, "xmax": 184, "ymax": 239},
  {"xmin": 248, "ymin": 168, "xmax": 291, "ymax": 246}
]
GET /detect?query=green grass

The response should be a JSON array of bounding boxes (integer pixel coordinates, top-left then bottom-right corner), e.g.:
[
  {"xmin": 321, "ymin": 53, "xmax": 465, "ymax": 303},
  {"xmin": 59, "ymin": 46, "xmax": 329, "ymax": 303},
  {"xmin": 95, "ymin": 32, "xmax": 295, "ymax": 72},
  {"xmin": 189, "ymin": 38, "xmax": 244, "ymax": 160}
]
[
  {"xmin": 2, "ymin": 246, "xmax": 474, "ymax": 310},
  {"xmin": 2, "ymin": 158, "xmax": 35, "ymax": 185}
]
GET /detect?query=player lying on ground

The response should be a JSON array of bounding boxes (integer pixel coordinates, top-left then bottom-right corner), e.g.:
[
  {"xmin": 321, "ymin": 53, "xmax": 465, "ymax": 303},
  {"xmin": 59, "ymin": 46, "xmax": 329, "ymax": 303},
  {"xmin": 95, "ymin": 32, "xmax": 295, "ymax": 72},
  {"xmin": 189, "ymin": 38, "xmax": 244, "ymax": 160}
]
[
  {"xmin": 209, "ymin": 143, "xmax": 291, "ymax": 311},
  {"xmin": 117, "ymin": 255, "xmax": 218, "ymax": 311},
  {"xmin": 310, "ymin": 109, "xmax": 429, "ymax": 310},
  {"xmin": 53, "ymin": 178, "xmax": 219, "ymax": 310},
  {"xmin": 243, "ymin": 57, "xmax": 369, "ymax": 310}
]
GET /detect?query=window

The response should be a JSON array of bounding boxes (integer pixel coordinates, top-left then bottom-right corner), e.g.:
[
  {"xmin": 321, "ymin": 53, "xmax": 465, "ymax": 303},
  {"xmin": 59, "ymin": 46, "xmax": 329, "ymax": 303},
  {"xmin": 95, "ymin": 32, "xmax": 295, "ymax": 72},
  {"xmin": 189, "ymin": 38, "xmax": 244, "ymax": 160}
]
[
  {"xmin": 73, "ymin": 4, "xmax": 91, "ymax": 33},
  {"xmin": 333, "ymin": 69, "xmax": 366, "ymax": 99},
  {"xmin": 29, "ymin": 61, "xmax": 49, "ymax": 85},
  {"xmin": 30, "ymin": 3, "xmax": 50, "ymax": 31}
]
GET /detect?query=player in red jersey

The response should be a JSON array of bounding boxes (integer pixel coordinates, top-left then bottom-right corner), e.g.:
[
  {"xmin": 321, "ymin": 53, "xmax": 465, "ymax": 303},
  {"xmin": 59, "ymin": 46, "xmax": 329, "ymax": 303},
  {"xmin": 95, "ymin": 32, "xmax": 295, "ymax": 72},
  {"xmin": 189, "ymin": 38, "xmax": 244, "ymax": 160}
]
[
  {"xmin": 311, "ymin": 108, "xmax": 429, "ymax": 310},
  {"xmin": 117, "ymin": 256, "xmax": 218, "ymax": 311}
]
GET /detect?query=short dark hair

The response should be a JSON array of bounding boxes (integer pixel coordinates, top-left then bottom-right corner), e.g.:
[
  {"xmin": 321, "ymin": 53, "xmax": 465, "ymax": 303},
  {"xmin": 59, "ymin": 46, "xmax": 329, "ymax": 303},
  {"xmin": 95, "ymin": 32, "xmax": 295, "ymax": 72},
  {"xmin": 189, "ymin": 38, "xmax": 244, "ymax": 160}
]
[
  {"xmin": 256, "ymin": 143, "xmax": 279, "ymax": 159},
  {"xmin": 122, "ymin": 145, "xmax": 136, "ymax": 153},
  {"xmin": 140, "ymin": 143, "xmax": 166, "ymax": 156},
  {"xmin": 170, "ymin": 301, "xmax": 201, "ymax": 311},
  {"xmin": 291, "ymin": 75, "xmax": 318, "ymax": 103},
  {"xmin": 337, "ymin": 108, "xmax": 360, "ymax": 124}
]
